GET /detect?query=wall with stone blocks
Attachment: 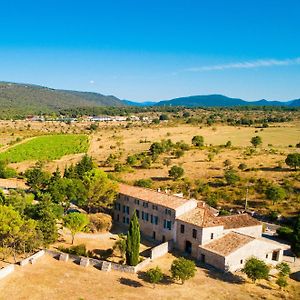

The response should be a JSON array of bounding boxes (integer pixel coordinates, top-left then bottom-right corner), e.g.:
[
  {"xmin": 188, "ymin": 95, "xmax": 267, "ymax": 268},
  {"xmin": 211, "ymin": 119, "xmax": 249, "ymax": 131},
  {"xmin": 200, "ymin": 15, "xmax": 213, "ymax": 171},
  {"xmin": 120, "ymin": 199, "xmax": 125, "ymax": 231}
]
[
  {"xmin": 0, "ymin": 264, "xmax": 14, "ymax": 280},
  {"xmin": 150, "ymin": 241, "xmax": 173, "ymax": 260},
  {"xmin": 19, "ymin": 250, "xmax": 45, "ymax": 266}
]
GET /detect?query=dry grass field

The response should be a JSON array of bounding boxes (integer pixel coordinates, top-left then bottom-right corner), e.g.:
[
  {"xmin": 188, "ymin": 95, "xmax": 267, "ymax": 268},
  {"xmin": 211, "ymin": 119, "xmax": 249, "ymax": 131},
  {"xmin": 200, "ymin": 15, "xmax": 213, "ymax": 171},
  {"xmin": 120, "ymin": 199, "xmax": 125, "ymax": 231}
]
[{"xmin": 1, "ymin": 253, "xmax": 299, "ymax": 300}]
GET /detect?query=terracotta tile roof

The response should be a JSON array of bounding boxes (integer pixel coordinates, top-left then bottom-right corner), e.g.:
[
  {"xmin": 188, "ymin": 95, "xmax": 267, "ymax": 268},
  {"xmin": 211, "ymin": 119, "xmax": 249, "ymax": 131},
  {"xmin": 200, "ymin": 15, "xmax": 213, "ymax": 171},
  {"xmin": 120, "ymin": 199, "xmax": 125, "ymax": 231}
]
[
  {"xmin": 118, "ymin": 183, "xmax": 192, "ymax": 210},
  {"xmin": 218, "ymin": 214, "xmax": 261, "ymax": 229},
  {"xmin": 200, "ymin": 232, "xmax": 255, "ymax": 256},
  {"xmin": 177, "ymin": 207, "xmax": 261, "ymax": 229},
  {"xmin": 177, "ymin": 207, "xmax": 223, "ymax": 227}
]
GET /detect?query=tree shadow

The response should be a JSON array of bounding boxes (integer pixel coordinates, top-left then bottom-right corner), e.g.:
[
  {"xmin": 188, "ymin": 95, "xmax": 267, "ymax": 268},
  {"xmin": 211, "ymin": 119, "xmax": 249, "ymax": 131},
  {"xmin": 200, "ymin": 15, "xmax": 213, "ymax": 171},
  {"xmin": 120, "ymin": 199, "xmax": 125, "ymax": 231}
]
[
  {"xmin": 200, "ymin": 264, "xmax": 245, "ymax": 284},
  {"xmin": 259, "ymin": 167, "xmax": 291, "ymax": 172},
  {"xmin": 137, "ymin": 271, "xmax": 173, "ymax": 286},
  {"xmin": 118, "ymin": 277, "xmax": 143, "ymax": 288},
  {"xmin": 92, "ymin": 248, "xmax": 113, "ymax": 260},
  {"xmin": 256, "ymin": 282, "xmax": 273, "ymax": 290},
  {"xmin": 150, "ymin": 176, "xmax": 171, "ymax": 182}
]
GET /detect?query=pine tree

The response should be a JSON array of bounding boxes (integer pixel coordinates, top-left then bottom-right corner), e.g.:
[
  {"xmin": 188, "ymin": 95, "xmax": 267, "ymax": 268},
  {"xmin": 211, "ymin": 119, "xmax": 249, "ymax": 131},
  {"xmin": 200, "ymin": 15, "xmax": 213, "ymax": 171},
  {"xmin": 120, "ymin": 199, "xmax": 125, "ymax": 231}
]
[
  {"xmin": 292, "ymin": 215, "xmax": 300, "ymax": 257},
  {"xmin": 126, "ymin": 211, "xmax": 140, "ymax": 266}
]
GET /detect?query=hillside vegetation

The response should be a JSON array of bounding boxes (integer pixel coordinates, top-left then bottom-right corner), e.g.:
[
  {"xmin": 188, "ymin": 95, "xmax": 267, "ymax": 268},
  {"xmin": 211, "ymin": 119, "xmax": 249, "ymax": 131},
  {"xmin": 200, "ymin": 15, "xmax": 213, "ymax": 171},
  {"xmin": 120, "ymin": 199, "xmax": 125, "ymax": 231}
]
[
  {"xmin": 0, "ymin": 134, "xmax": 89, "ymax": 163},
  {"xmin": 0, "ymin": 82, "xmax": 124, "ymax": 118}
]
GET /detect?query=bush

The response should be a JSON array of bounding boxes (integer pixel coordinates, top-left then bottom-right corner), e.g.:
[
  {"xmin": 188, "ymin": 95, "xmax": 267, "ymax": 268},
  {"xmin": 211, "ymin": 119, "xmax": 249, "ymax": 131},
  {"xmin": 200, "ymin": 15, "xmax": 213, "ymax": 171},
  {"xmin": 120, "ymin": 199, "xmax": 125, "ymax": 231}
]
[
  {"xmin": 88, "ymin": 213, "xmax": 112, "ymax": 233},
  {"xmin": 145, "ymin": 266, "xmax": 164, "ymax": 288},
  {"xmin": 242, "ymin": 257, "xmax": 269, "ymax": 282},
  {"xmin": 276, "ymin": 275, "xmax": 288, "ymax": 289},
  {"xmin": 224, "ymin": 169, "xmax": 240, "ymax": 185},
  {"xmin": 170, "ymin": 257, "xmax": 196, "ymax": 284},
  {"xmin": 134, "ymin": 178, "xmax": 153, "ymax": 188},
  {"xmin": 265, "ymin": 185, "xmax": 286, "ymax": 204},
  {"xmin": 238, "ymin": 163, "xmax": 247, "ymax": 171},
  {"xmin": 276, "ymin": 262, "xmax": 291, "ymax": 277},
  {"xmin": 58, "ymin": 244, "xmax": 87, "ymax": 256},
  {"xmin": 192, "ymin": 136, "xmax": 204, "ymax": 147},
  {"xmin": 169, "ymin": 165, "xmax": 184, "ymax": 180},
  {"xmin": 276, "ymin": 226, "xmax": 293, "ymax": 241}
]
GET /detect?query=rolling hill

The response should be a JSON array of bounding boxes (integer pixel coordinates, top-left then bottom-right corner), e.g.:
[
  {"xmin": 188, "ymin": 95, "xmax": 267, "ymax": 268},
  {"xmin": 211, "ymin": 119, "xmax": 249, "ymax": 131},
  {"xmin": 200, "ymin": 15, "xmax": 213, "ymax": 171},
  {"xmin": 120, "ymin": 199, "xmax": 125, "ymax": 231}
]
[
  {"xmin": 0, "ymin": 82, "xmax": 125, "ymax": 117},
  {"xmin": 154, "ymin": 94, "xmax": 300, "ymax": 107}
]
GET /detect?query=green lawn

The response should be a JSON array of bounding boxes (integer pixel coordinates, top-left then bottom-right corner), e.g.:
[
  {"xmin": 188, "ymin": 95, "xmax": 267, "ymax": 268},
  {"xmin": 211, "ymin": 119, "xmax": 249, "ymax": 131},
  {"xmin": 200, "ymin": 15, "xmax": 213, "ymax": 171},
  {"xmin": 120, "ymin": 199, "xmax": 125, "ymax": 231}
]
[{"xmin": 0, "ymin": 134, "xmax": 89, "ymax": 163}]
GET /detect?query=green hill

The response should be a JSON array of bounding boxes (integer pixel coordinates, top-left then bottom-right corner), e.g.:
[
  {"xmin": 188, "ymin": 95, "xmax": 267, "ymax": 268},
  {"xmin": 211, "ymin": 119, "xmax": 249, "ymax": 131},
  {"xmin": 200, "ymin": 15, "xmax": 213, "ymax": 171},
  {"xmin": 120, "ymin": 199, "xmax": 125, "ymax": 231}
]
[{"xmin": 0, "ymin": 82, "xmax": 125, "ymax": 118}]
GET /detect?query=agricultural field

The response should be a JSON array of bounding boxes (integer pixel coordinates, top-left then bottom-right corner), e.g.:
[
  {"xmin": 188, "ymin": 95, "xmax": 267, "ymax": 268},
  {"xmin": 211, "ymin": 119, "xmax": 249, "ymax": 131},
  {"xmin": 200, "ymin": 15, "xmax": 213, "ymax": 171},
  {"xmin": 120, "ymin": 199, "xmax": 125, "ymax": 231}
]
[{"xmin": 0, "ymin": 134, "xmax": 89, "ymax": 163}]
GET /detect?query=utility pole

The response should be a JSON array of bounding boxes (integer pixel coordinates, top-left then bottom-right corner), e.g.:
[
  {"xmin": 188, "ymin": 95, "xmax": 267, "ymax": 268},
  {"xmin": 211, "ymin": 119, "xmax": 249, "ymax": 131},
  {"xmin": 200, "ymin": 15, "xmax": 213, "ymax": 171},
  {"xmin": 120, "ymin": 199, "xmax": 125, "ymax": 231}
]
[{"xmin": 245, "ymin": 185, "xmax": 249, "ymax": 211}]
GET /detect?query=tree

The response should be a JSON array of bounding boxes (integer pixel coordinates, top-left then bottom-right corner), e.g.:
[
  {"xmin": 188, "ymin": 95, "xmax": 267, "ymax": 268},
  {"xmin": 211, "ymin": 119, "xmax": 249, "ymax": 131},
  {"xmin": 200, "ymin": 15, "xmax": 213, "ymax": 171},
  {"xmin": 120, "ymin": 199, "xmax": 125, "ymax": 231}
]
[
  {"xmin": 24, "ymin": 162, "xmax": 50, "ymax": 193},
  {"xmin": 292, "ymin": 214, "xmax": 300, "ymax": 257},
  {"xmin": 74, "ymin": 154, "xmax": 94, "ymax": 179},
  {"xmin": 265, "ymin": 185, "xmax": 286, "ymax": 205},
  {"xmin": 126, "ymin": 211, "xmax": 140, "ymax": 266},
  {"xmin": 224, "ymin": 169, "xmax": 240, "ymax": 185},
  {"xmin": 83, "ymin": 169, "xmax": 118, "ymax": 212},
  {"xmin": 64, "ymin": 212, "xmax": 89, "ymax": 244},
  {"xmin": 251, "ymin": 136, "xmax": 262, "ymax": 148},
  {"xmin": 192, "ymin": 136, "xmax": 204, "ymax": 147},
  {"xmin": 170, "ymin": 257, "xmax": 196, "ymax": 284},
  {"xmin": 169, "ymin": 165, "xmax": 184, "ymax": 180},
  {"xmin": 0, "ymin": 205, "xmax": 42, "ymax": 262},
  {"xmin": 242, "ymin": 257, "xmax": 269, "ymax": 283},
  {"xmin": 285, "ymin": 153, "xmax": 300, "ymax": 170},
  {"xmin": 146, "ymin": 266, "xmax": 163, "ymax": 288}
]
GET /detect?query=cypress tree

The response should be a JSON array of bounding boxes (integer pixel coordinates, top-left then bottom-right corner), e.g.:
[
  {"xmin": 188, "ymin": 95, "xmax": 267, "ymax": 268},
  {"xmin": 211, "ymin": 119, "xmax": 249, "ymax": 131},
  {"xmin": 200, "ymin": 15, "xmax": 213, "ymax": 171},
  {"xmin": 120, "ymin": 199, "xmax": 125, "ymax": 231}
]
[{"xmin": 126, "ymin": 211, "xmax": 140, "ymax": 266}]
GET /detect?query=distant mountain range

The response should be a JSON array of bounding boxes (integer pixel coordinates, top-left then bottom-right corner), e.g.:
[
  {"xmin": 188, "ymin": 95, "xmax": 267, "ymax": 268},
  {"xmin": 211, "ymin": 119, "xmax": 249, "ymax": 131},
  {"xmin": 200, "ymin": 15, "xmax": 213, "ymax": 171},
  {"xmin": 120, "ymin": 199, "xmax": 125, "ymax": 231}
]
[
  {"xmin": 0, "ymin": 82, "xmax": 299, "ymax": 118},
  {"xmin": 125, "ymin": 94, "xmax": 300, "ymax": 107}
]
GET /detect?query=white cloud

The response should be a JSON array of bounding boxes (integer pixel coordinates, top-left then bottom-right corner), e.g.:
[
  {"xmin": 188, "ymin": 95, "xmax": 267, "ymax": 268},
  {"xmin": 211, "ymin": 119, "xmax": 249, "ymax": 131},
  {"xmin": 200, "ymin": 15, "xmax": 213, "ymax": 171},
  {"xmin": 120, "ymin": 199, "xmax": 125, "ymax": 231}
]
[{"xmin": 184, "ymin": 57, "xmax": 300, "ymax": 72}]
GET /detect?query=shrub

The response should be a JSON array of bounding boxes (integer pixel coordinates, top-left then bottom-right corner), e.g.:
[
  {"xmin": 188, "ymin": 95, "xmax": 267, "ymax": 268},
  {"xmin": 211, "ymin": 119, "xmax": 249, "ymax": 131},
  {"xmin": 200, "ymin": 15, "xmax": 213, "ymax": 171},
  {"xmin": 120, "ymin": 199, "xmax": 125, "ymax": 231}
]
[
  {"xmin": 170, "ymin": 257, "xmax": 196, "ymax": 284},
  {"xmin": 265, "ymin": 185, "xmax": 286, "ymax": 204},
  {"xmin": 145, "ymin": 266, "xmax": 164, "ymax": 288},
  {"xmin": 276, "ymin": 226, "xmax": 293, "ymax": 242},
  {"xmin": 134, "ymin": 178, "xmax": 153, "ymax": 188},
  {"xmin": 276, "ymin": 262, "xmax": 291, "ymax": 277},
  {"xmin": 58, "ymin": 244, "xmax": 87, "ymax": 256},
  {"xmin": 88, "ymin": 213, "xmax": 112, "ymax": 233},
  {"xmin": 251, "ymin": 136, "xmax": 262, "ymax": 148},
  {"xmin": 238, "ymin": 163, "xmax": 247, "ymax": 171},
  {"xmin": 169, "ymin": 165, "xmax": 184, "ymax": 180},
  {"xmin": 242, "ymin": 257, "xmax": 269, "ymax": 282},
  {"xmin": 224, "ymin": 169, "xmax": 240, "ymax": 185},
  {"xmin": 276, "ymin": 275, "xmax": 288, "ymax": 289},
  {"xmin": 192, "ymin": 136, "xmax": 204, "ymax": 147},
  {"xmin": 285, "ymin": 153, "xmax": 300, "ymax": 170}
]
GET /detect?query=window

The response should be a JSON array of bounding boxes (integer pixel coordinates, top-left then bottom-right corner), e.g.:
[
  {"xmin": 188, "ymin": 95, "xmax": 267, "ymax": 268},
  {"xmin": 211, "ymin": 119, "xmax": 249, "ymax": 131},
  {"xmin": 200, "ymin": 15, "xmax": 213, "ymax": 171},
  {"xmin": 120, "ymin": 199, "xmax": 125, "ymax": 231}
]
[
  {"xmin": 193, "ymin": 229, "xmax": 197, "ymax": 239},
  {"xmin": 164, "ymin": 220, "xmax": 172, "ymax": 230},
  {"xmin": 134, "ymin": 199, "xmax": 140, "ymax": 205},
  {"xmin": 272, "ymin": 251, "xmax": 279, "ymax": 261},
  {"xmin": 145, "ymin": 213, "xmax": 149, "ymax": 222},
  {"xmin": 180, "ymin": 224, "xmax": 185, "ymax": 234},
  {"xmin": 136, "ymin": 210, "xmax": 140, "ymax": 219},
  {"xmin": 117, "ymin": 203, "xmax": 121, "ymax": 211},
  {"xmin": 210, "ymin": 233, "xmax": 214, "ymax": 240},
  {"xmin": 240, "ymin": 259, "xmax": 243, "ymax": 264},
  {"xmin": 266, "ymin": 254, "xmax": 268, "ymax": 259},
  {"xmin": 142, "ymin": 211, "xmax": 145, "ymax": 220},
  {"xmin": 116, "ymin": 214, "xmax": 119, "ymax": 221},
  {"xmin": 126, "ymin": 206, "xmax": 129, "ymax": 215},
  {"xmin": 123, "ymin": 205, "xmax": 126, "ymax": 213},
  {"xmin": 143, "ymin": 202, "xmax": 148, "ymax": 208},
  {"xmin": 154, "ymin": 216, "xmax": 158, "ymax": 225},
  {"xmin": 150, "ymin": 215, "xmax": 153, "ymax": 224},
  {"xmin": 165, "ymin": 208, "xmax": 171, "ymax": 215},
  {"xmin": 152, "ymin": 205, "xmax": 158, "ymax": 210},
  {"xmin": 126, "ymin": 217, "xmax": 129, "ymax": 224},
  {"xmin": 123, "ymin": 216, "xmax": 125, "ymax": 223}
]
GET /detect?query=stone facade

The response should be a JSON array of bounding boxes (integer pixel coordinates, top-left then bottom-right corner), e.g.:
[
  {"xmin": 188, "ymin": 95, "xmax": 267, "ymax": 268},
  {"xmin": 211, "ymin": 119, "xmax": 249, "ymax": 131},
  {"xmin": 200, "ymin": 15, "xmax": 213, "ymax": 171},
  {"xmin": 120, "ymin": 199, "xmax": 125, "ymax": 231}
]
[{"xmin": 113, "ymin": 184, "xmax": 287, "ymax": 272}]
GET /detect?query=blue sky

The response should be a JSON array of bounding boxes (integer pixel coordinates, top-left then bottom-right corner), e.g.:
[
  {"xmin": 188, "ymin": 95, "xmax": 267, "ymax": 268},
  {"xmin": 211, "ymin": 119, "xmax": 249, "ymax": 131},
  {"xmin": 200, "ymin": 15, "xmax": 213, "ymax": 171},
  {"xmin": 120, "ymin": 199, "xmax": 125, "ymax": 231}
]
[{"xmin": 0, "ymin": 0, "xmax": 299, "ymax": 101}]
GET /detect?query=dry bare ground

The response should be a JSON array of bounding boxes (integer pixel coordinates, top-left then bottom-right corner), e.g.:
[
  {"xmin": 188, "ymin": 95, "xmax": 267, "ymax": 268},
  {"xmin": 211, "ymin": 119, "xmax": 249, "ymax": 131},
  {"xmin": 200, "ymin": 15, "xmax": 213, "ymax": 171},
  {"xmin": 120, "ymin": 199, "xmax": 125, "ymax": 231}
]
[{"xmin": 0, "ymin": 253, "xmax": 299, "ymax": 300}]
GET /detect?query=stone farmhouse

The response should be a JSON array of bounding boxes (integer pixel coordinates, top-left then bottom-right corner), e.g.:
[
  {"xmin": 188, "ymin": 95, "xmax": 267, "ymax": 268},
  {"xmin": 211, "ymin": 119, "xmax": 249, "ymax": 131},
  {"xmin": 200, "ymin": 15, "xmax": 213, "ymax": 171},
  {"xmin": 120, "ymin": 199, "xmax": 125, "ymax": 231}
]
[{"xmin": 114, "ymin": 183, "xmax": 286, "ymax": 272}]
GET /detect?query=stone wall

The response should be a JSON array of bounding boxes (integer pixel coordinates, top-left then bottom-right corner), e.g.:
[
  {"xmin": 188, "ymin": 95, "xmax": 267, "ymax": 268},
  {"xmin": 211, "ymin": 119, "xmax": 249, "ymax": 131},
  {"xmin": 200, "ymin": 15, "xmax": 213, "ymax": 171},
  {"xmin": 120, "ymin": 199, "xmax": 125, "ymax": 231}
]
[
  {"xmin": 0, "ymin": 264, "xmax": 14, "ymax": 280},
  {"xmin": 150, "ymin": 241, "xmax": 173, "ymax": 260},
  {"xmin": 19, "ymin": 250, "xmax": 45, "ymax": 266}
]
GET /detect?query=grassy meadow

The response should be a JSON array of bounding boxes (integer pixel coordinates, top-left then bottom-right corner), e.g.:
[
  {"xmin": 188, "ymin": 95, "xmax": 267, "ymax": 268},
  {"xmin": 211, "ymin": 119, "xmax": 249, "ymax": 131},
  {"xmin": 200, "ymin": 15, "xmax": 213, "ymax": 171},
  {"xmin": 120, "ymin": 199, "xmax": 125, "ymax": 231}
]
[{"xmin": 0, "ymin": 134, "xmax": 89, "ymax": 163}]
